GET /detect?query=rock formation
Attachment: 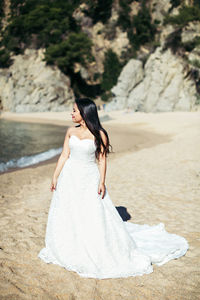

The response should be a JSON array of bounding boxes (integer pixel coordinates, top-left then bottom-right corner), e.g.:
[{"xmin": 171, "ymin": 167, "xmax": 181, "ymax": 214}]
[
  {"xmin": 106, "ymin": 47, "xmax": 197, "ymax": 112},
  {"xmin": 0, "ymin": 49, "xmax": 74, "ymax": 112}
]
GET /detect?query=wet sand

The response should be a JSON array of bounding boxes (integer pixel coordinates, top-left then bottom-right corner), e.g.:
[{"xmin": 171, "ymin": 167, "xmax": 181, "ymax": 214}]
[{"xmin": 0, "ymin": 110, "xmax": 200, "ymax": 299}]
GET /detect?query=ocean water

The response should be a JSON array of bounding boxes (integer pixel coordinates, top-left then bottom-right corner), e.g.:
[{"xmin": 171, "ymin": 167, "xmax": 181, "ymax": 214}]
[{"xmin": 0, "ymin": 119, "xmax": 67, "ymax": 172}]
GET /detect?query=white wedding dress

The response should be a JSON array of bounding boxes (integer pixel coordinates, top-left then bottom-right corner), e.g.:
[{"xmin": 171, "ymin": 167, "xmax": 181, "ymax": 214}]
[{"xmin": 38, "ymin": 135, "xmax": 189, "ymax": 279}]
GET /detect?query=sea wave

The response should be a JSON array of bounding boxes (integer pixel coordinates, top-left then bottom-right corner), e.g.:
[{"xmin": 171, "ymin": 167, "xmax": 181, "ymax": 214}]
[{"xmin": 0, "ymin": 147, "xmax": 62, "ymax": 173}]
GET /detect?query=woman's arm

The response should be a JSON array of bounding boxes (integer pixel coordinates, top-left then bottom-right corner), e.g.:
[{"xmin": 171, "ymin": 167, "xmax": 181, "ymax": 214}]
[
  {"xmin": 97, "ymin": 131, "xmax": 107, "ymax": 199},
  {"xmin": 50, "ymin": 127, "xmax": 71, "ymax": 191}
]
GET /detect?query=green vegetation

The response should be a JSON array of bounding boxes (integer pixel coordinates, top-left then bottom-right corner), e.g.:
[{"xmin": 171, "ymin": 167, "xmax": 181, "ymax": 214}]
[
  {"xmin": 164, "ymin": 30, "xmax": 200, "ymax": 54},
  {"xmin": 0, "ymin": 0, "xmax": 123, "ymax": 98},
  {"xmin": 44, "ymin": 32, "xmax": 93, "ymax": 73},
  {"xmin": 164, "ymin": 5, "xmax": 200, "ymax": 28},
  {"xmin": 189, "ymin": 59, "xmax": 200, "ymax": 69},
  {"xmin": 163, "ymin": 28, "xmax": 182, "ymax": 54},
  {"xmin": 194, "ymin": 0, "xmax": 200, "ymax": 8},
  {"xmin": 117, "ymin": 0, "xmax": 132, "ymax": 31},
  {"xmin": 100, "ymin": 49, "xmax": 124, "ymax": 101},
  {"xmin": 129, "ymin": 4, "xmax": 157, "ymax": 50},
  {"xmin": 3, "ymin": 0, "xmax": 81, "ymax": 50},
  {"xmin": 101, "ymin": 49, "xmax": 122, "ymax": 92},
  {"xmin": 0, "ymin": 0, "xmax": 98, "ymax": 96},
  {"xmin": 182, "ymin": 36, "xmax": 200, "ymax": 52},
  {"xmin": 0, "ymin": 0, "xmax": 4, "ymax": 17},
  {"xmin": 118, "ymin": 1, "xmax": 157, "ymax": 51},
  {"xmin": 0, "ymin": 0, "xmax": 4, "ymax": 30},
  {"xmin": 0, "ymin": 48, "xmax": 11, "ymax": 68},
  {"xmin": 170, "ymin": 0, "xmax": 182, "ymax": 9},
  {"xmin": 84, "ymin": 0, "xmax": 113, "ymax": 24},
  {"xmin": 164, "ymin": 4, "xmax": 200, "ymax": 54}
]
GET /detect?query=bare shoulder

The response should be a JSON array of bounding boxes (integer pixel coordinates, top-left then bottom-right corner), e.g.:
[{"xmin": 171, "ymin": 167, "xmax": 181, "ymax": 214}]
[{"xmin": 66, "ymin": 126, "xmax": 79, "ymax": 137}]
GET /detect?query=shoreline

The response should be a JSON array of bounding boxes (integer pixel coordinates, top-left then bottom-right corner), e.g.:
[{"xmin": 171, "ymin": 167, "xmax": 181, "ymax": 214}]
[
  {"xmin": 0, "ymin": 110, "xmax": 180, "ymax": 175},
  {"xmin": 0, "ymin": 153, "xmax": 60, "ymax": 175}
]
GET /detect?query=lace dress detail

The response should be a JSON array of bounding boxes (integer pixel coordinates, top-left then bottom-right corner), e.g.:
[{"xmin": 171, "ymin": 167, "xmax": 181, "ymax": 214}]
[{"xmin": 38, "ymin": 135, "xmax": 188, "ymax": 279}]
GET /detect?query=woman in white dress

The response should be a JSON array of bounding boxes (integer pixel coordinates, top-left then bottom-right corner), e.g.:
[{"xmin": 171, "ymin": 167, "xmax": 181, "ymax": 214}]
[{"xmin": 38, "ymin": 98, "xmax": 189, "ymax": 279}]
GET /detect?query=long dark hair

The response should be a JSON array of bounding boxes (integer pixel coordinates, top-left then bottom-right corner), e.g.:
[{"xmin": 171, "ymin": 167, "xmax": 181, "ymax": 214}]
[{"xmin": 75, "ymin": 98, "xmax": 112, "ymax": 159}]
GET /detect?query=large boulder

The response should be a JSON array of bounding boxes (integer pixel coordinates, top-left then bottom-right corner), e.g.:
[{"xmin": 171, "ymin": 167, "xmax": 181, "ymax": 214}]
[
  {"xmin": 106, "ymin": 47, "xmax": 197, "ymax": 112},
  {"xmin": 0, "ymin": 49, "xmax": 74, "ymax": 112},
  {"xmin": 107, "ymin": 59, "xmax": 144, "ymax": 110}
]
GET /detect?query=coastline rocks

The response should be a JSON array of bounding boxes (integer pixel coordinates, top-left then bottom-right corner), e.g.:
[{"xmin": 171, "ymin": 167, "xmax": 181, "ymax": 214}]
[
  {"xmin": 106, "ymin": 47, "xmax": 197, "ymax": 112},
  {"xmin": 109, "ymin": 59, "xmax": 144, "ymax": 110},
  {"xmin": 0, "ymin": 49, "xmax": 74, "ymax": 112}
]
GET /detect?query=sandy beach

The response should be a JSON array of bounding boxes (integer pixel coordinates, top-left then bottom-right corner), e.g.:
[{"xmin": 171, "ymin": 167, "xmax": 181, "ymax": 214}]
[{"xmin": 0, "ymin": 110, "xmax": 200, "ymax": 300}]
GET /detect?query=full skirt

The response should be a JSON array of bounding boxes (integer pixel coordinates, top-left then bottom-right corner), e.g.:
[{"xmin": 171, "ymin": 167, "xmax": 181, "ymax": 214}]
[{"xmin": 38, "ymin": 158, "xmax": 188, "ymax": 279}]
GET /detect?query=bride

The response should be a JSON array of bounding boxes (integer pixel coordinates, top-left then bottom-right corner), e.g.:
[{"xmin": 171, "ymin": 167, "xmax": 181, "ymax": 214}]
[{"xmin": 38, "ymin": 98, "xmax": 188, "ymax": 279}]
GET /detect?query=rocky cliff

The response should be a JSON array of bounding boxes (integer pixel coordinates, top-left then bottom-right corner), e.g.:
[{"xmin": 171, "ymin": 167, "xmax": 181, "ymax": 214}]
[
  {"xmin": 105, "ymin": 1, "xmax": 200, "ymax": 112},
  {"xmin": 0, "ymin": 49, "xmax": 74, "ymax": 112},
  {"xmin": 106, "ymin": 47, "xmax": 197, "ymax": 112},
  {"xmin": 0, "ymin": 0, "xmax": 199, "ymax": 112}
]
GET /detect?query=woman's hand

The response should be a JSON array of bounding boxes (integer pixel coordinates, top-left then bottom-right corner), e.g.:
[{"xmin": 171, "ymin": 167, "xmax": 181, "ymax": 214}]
[
  {"xmin": 50, "ymin": 176, "xmax": 57, "ymax": 192},
  {"xmin": 98, "ymin": 182, "xmax": 106, "ymax": 199}
]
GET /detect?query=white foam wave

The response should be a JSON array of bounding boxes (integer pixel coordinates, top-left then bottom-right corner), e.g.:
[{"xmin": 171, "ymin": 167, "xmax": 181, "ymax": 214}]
[{"xmin": 0, "ymin": 147, "xmax": 62, "ymax": 172}]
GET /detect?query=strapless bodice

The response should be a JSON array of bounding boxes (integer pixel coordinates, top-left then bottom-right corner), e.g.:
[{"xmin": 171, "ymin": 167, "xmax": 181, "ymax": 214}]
[{"xmin": 68, "ymin": 135, "xmax": 96, "ymax": 164}]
